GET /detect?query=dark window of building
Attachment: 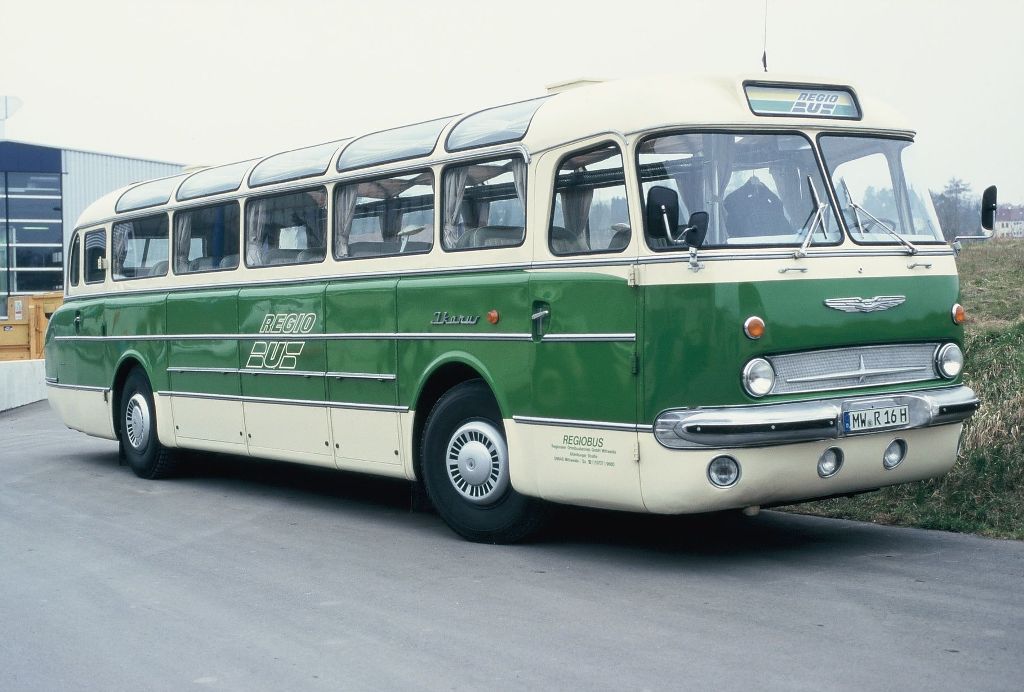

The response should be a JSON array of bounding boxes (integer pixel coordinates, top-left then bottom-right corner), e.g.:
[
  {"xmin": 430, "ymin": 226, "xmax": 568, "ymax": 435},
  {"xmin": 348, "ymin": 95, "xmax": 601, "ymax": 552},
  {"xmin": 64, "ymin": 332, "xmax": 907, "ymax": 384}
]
[{"xmin": 174, "ymin": 202, "xmax": 241, "ymax": 273}]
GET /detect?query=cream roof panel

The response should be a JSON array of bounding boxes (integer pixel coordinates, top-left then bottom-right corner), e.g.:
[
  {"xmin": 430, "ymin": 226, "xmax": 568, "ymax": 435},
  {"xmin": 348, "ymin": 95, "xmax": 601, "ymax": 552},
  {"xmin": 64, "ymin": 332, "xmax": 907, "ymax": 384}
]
[{"xmin": 520, "ymin": 74, "xmax": 911, "ymax": 153}]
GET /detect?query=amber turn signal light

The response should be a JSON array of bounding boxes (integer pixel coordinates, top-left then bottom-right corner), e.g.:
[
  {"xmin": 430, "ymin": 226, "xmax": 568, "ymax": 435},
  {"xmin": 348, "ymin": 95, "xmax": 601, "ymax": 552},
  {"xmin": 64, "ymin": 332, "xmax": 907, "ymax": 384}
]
[
  {"xmin": 487, "ymin": 309, "xmax": 500, "ymax": 325},
  {"xmin": 951, "ymin": 303, "xmax": 966, "ymax": 325},
  {"xmin": 743, "ymin": 316, "xmax": 765, "ymax": 340}
]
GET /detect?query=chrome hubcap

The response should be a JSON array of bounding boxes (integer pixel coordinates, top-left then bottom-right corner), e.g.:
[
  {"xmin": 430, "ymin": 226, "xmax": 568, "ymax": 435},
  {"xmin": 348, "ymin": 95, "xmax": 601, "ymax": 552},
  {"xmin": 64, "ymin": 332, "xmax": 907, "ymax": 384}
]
[
  {"xmin": 445, "ymin": 421, "xmax": 509, "ymax": 505},
  {"xmin": 124, "ymin": 393, "xmax": 150, "ymax": 450}
]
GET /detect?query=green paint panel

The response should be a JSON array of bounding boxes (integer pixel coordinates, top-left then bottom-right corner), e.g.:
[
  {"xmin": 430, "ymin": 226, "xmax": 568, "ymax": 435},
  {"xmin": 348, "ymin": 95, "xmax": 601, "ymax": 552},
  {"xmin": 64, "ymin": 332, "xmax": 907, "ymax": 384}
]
[
  {"xmin": 529, "ymin": 272, "xmax": 637, "ymax": 422},
  {"xmin": 397, "ymin": 272, "xmax": 531, "ymax": 415},
  {"xmin": 105, "ymin": 293, "xmax": 168, "ymax": 389},
  {"xmin": 167, "ymin": 289, "xmax": 240, "ymax": 396},
  {"xmin": 642, "ymin": 275, "xmax": 962, "ymax": 420},
  {"xmin": 238, "ymin": 284, "xmax": 327, "ymax": 401},
  {"xmin": 326, "ymin": 279, "xmax": 397, "ymax": 407}
]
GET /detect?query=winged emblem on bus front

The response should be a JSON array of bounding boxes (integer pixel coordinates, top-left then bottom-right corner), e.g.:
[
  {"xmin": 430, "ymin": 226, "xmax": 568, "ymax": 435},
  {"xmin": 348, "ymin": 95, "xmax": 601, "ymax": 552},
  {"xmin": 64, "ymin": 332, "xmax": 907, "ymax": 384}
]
[{"xmin": 824, "ymin": 296, "xmax": 906, "ymax": 313}]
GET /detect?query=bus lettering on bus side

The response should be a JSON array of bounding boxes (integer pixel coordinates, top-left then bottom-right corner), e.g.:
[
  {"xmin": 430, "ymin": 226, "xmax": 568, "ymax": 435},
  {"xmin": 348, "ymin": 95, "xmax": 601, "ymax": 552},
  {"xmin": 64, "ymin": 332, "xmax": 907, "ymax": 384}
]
[
  {"xmin": 259, "ymin": 312, "xmax": 317, "ymax": 334},
  {"xmin": 246, "ymin": 340, "xmax": 305, "ymax": 370}
]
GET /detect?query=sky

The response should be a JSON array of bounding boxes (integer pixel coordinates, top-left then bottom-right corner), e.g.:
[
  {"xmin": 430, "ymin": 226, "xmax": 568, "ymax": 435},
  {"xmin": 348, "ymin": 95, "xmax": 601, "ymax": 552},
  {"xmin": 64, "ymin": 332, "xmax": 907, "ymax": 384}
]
[{"xmin": 1, "ymin": 0, "xmax": 1021, "ymax": 201}]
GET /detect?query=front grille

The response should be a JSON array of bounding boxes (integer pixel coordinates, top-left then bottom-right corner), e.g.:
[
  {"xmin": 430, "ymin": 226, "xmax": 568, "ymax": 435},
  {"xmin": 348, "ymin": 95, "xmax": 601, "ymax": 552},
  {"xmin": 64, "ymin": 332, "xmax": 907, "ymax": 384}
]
[{"xmin": 768, "ymin": 343, "xmax": 940, "ymax": 395}]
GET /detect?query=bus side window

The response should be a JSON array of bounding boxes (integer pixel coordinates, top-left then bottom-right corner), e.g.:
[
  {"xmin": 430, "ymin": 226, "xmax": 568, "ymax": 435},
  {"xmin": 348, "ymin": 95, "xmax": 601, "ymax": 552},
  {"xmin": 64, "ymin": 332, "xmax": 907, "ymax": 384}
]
[
  {"xmin": 549, "ymin": 144, "xmax": 630, "ymax": 256},
  {"xmin": 83, "ymin": 228, "xmax": 107, "ymax": 284},
  {"xmin": 68, "ymin": 233, "xmax": 81, "ymax": 287},
  {"xmin": 245, "ymin": 187, "xmax": 327, "ymax": 267},
  {"xmin": 442, "ymin": 157, "xmax": 526, "ymax": 251},
  {"xmin": 174, "ymin": 201, "xmax": 241, "ymax": 273},
  {"xmin": 334, "ymin": 170, "xmax": 434, "ymax": 260},
  {"xmin": 112, "ymin": 214, "xmax": 170, "ymax": 280}
]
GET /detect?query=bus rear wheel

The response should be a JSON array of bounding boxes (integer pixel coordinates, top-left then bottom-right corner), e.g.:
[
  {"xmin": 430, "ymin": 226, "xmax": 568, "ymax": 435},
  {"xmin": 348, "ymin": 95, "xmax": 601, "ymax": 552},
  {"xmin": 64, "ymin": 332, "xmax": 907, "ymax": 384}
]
[
  {"xmin": 119, "ymin": 368, "xmax": 177, "ymax": 479},
  {"xmin": 421, "ymin": 380, "xmax": 546, "ymax": 543}
]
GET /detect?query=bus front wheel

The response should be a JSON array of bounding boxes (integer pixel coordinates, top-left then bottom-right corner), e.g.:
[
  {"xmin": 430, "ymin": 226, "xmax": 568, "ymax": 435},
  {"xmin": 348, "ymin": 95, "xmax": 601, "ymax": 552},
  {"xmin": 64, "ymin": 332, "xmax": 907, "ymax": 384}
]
[
  {"xmin": 421, "ymin": 380, "xmax": 546, "ymax": 543},
  {"xmin": 119, "ymin": 368, "xmax": 177, "ymax": 480}
]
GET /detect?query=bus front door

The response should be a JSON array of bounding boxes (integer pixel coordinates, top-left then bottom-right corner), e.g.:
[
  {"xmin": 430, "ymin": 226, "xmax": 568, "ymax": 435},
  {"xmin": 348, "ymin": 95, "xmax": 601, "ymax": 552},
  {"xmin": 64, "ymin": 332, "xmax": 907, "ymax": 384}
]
[{"xmin": 525, "ymin": 266, "xmax": 643, "ymax": 511}]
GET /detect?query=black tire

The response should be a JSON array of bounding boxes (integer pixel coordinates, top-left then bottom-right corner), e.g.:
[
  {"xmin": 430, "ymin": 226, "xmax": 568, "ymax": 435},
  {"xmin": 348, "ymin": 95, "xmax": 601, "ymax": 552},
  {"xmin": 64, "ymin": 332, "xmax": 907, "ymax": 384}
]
[
  {"xmin": 119, "ymin": 368, "xmax": 177, "ymax": 479},
  {"xmin": 421, "ymin": 380, "xmax": 547, "ymax": 543}
]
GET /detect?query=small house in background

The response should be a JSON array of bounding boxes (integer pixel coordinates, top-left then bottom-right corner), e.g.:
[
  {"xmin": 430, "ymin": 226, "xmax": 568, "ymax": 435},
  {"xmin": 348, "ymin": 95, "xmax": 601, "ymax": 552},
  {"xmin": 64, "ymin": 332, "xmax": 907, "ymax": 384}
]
[
  {"xmin": 994, "ymin": 204, "xmax": 1024, "ymax": 239},
  {"xmin": 0, "ymin": 140, "xmax": 183, "ymax": 319}
]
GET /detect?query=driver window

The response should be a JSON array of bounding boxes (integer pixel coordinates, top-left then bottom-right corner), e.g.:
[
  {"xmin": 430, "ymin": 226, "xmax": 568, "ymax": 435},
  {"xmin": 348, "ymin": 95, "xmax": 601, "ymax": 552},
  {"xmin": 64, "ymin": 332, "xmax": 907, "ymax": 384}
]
[
  {"xmin": 549, "ymin": 144, "xmax": 630, "ymax": 256},
  {"xmin": 638, "ymin": 133, "xmax": 839, "ymax": 248},
  {"xmin": 829, "ymin": 152, "xmax": 904, "ymax": 237}
]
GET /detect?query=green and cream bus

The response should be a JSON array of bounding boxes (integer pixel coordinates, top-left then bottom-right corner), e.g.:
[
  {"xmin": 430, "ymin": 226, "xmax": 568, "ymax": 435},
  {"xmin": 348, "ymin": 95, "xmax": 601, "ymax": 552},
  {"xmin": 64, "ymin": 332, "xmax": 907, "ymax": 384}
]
[{"xmin": 45, "ymin": 76, "xmax": 994, "ymax": 542}]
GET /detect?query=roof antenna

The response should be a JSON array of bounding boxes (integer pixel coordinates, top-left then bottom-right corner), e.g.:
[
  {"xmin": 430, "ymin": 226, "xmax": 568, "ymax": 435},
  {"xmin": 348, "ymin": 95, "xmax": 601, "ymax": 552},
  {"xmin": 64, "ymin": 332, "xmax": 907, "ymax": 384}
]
[{"xmin": 761, "ymin": 0, "xmax": 769, "ymax": 72}]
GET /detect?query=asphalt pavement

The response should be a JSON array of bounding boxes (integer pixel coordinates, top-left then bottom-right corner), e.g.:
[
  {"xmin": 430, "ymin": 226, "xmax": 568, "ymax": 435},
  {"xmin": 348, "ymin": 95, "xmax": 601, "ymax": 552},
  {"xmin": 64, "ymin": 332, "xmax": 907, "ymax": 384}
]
[{"xmin": 1, "ymin": 401, "xmax": 1022, "ymax": 691}]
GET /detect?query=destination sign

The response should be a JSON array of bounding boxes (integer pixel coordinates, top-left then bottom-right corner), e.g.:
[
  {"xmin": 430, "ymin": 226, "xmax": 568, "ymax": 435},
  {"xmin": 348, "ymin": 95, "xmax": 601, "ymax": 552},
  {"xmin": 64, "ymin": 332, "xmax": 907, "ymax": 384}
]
[{"xmin": 745, "ymin": 84, "xmax": 861, "ymax": 119}]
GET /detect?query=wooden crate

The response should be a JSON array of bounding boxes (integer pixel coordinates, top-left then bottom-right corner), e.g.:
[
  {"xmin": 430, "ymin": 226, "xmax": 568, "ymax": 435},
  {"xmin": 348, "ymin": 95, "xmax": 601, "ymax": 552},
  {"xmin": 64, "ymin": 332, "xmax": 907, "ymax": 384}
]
[{"xmin": 1, "ymin": 292, "xmax": 63, "ymax": 361}]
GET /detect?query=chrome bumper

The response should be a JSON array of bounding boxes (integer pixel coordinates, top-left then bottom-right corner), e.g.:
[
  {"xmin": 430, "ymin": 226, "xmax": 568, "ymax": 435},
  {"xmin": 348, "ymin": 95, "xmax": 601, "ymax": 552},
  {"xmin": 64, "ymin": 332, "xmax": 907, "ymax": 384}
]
[{"xmin": 654, "ymin": 385, "xmax": 979, "ymax": 449}]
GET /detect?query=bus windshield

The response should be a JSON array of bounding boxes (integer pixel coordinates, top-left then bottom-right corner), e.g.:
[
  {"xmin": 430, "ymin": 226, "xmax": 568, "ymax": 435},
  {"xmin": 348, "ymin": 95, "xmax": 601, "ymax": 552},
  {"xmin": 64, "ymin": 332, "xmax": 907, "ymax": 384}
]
[
  {"xmin": 819, "ymin": 136, "xmax": 944, "ymax": 244},
  {"xmin": 638, "ymin": 132, "xmax": 841, "ymax": 249}
]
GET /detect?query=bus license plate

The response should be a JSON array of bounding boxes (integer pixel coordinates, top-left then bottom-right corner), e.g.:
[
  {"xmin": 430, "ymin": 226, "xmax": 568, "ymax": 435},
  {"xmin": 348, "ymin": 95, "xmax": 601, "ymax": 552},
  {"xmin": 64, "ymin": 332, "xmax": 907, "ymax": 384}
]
[{"xmin": 844, "ymin": 405, "xmax": 909, "ymax": 433}]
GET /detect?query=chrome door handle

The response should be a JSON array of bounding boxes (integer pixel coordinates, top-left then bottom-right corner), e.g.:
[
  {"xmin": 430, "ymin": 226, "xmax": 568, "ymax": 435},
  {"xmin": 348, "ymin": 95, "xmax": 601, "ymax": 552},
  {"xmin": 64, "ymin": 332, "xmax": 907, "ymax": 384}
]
[{"xmin": 531, "ymin": 309, "xmax": 550, "ymax": 321}]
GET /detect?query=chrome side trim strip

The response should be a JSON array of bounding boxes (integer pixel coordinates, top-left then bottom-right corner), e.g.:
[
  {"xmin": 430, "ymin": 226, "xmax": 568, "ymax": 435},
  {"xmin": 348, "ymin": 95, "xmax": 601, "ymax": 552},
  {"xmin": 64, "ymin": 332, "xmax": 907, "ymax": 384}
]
[
  {"xmin": 168, "ymin": 366, "xmax": 240, "ymax": 374},
  {"xmin": 56, "ymin": 331, "xmax": 534, "ymax": 342},
  {"xmin": 45, "ymin": 382, "xmax": 110, "ymax": 393},
  {"xmin": 44, "ymin": 376, "xmax": 59, "ymax": 384},
  {"xmin": 59, "ymin": 246, "xmax": 956, "ymax": 305},
  {"xmin": 326, "ymin": 371, "xmax": 396, "ymax": 381},
  {"xmin": 541, "ymin": 333, "xmax": 636, "ymax": 343},
  {"xmin": 240, "ymin": 368, "xmax": 325, "ymax": 377},
  {"xmin": 157, "ymin": 390, "xmax": 408, "ymax": 412},
  {"xmin": 512, "ymin": 415, "xmax": 651, "ymax": 433}
]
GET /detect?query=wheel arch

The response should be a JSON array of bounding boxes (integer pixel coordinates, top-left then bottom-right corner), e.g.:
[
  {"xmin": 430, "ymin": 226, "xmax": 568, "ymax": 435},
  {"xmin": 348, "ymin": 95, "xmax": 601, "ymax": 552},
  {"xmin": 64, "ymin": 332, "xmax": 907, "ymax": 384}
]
[
  {"xmin": 409, "ymin": 352, "xmax": 504, "ymax": 483},
  {"xmin": 110, "ymin": 350, "xmax": 153, "ymax": 441}
]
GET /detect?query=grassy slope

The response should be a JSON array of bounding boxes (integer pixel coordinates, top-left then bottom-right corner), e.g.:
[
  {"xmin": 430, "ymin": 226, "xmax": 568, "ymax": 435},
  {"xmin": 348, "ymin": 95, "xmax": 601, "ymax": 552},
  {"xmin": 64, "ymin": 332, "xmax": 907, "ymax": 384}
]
[{"xmin": 786, "ymin": 240, "xmax": 1024, "ymax": 539}]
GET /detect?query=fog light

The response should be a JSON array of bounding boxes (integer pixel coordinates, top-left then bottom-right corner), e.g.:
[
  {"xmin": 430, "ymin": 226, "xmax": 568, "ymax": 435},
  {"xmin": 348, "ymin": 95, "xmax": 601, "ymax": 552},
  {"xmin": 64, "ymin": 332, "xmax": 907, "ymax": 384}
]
[
  {"xmin": 817, "ymin": 447, "xmax": 844, "ymax": 478},
  {"xmin": 935, "ymin": 343, "xmax": 963, "ymax": 379},
  {"xmin": 708, "ymin": 456, "xmax": 740, "ymax": 487},
  {"xmin": 742, "ymin": 358, "xmax": 775, "ymax": 398},
  {"xmin": 883, "ymin": 439, "xmax": 908, "ymax": 469}
]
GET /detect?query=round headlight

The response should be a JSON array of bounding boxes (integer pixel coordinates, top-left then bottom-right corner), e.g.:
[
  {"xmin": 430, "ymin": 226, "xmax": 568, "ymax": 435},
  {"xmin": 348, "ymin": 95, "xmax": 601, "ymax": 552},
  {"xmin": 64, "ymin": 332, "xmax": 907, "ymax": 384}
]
[
  {"xmin": 817, "ymin": 447, "xmax": 844, "ymax": 478},
  {"xmin": 883, "ymin": 439, "xmax": 908, "ymax": 469},
  {"xmin": 742, "ymin": 358, "xmax": 776, "ymax": 397},
  {"xmin": 935, "ymin": 343, "xmax": 964, "ymax": 379},
  {"xmin": 708, "ymin": 456, "xmax": 741, "ymax": 487}
]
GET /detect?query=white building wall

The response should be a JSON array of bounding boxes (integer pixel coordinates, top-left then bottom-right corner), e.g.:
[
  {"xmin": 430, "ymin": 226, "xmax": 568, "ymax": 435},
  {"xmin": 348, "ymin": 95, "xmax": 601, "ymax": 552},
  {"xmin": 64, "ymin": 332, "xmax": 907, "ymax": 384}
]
[
  {"xmin": 61, "ymin": 149, "xmax": 183, "ymax": 244},
  {"xmin": 0, "ymin": 359, "xmax": 47, "ymax": 411}
]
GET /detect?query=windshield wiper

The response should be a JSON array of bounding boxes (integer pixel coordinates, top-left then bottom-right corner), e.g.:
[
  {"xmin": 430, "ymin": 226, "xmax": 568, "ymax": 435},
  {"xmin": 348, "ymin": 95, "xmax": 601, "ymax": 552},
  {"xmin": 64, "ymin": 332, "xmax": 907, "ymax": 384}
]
[
  {"xmin": 795, "ymin": 176, "xmax": 829, "ymax": 259},
  {"xmin": 839, "ymin": 178, "xmax": 918, "ymax": 255}
]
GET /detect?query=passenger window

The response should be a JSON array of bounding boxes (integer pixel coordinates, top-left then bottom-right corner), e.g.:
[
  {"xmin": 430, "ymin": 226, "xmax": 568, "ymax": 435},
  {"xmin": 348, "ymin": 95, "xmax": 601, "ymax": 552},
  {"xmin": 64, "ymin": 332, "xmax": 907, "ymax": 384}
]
[
  {"xmin": 68, "ymin": 233, "xmax": 81, "ymax": 287},
  {"xmin": 83, "ymin": 229, "xmax": 107, "ymax": 284},
  {"xmin": 112, "ymin": 215, "xmax": 169, "ymax": 280},
  {"xmin": 245, "ymin": 187, "xmax": 327, "ymax": 267},
  {"xmin": 550, "ymin": 144, "xmax": 630, "ymax": 255},
  {"xmin": 442, "ymin": 157, "xmax": 526, "ymax": 251},
  {"xmin": 173, "ymin": 202, "xmax": 241, "ymax": 274},
  {"xmin": 334, "ymin": 171, "xmax": 434, "ymax": 259}
]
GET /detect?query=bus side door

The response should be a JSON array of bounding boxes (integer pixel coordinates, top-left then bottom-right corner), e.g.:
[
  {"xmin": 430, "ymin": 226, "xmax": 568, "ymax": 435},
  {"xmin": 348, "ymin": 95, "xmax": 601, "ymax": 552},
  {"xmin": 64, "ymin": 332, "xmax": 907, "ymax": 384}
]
[
  {"xmin": 237, "ymin": 283, "xmax": 334, "ymax": 467},
  {"xmin": 167, "ymin": 288, "xmax": 244, "ymax": 452},
  {"xmin": 325, "ymin": 278, "xmax": 404, "ymax": 475},
  {"xmin": 522, "ymin": 142, "xmax": 643, "ymax": 511}
]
